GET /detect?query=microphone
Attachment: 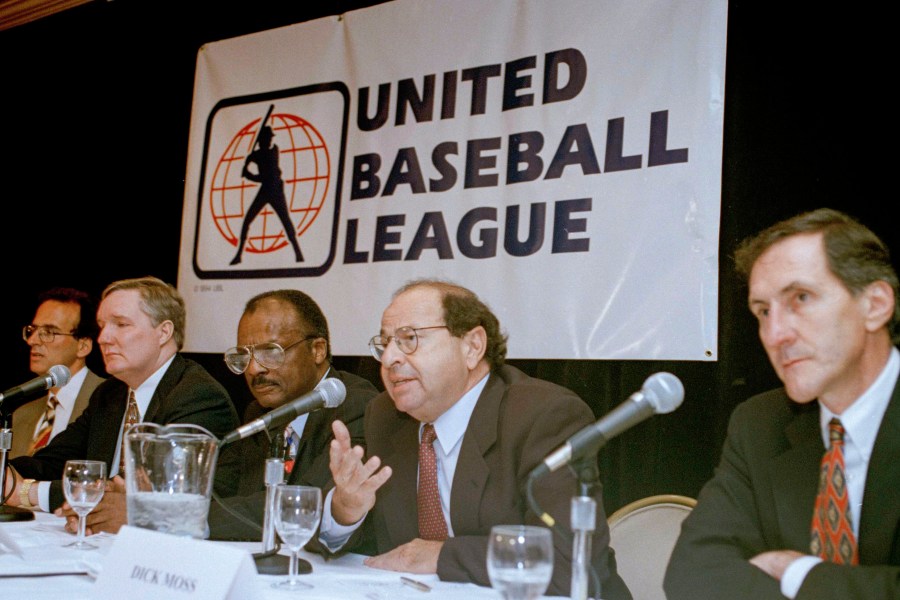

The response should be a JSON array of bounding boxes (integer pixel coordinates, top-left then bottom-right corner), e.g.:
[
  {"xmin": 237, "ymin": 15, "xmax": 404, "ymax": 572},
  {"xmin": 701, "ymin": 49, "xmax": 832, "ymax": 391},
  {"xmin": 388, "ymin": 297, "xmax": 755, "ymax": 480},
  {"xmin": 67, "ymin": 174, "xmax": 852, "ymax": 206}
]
[
  {"xmin": 220, "ymin": 377, "xmax": 346, "ymax": 446},
  {"xmin": 0, "ymin": 365, "xmax": 71, "ymax": 408},
  {"xmin": 530, "ymin": 372, "xmax": 684, "ymax": 479}
]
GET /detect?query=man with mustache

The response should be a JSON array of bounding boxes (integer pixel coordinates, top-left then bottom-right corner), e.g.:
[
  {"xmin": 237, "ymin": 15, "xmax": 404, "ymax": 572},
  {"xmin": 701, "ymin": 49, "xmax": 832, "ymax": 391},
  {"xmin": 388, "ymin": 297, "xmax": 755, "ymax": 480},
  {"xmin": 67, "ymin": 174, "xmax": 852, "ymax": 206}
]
[{"xmin": 207, "ymin": 289, "xmax": 377, "ymax": 539}]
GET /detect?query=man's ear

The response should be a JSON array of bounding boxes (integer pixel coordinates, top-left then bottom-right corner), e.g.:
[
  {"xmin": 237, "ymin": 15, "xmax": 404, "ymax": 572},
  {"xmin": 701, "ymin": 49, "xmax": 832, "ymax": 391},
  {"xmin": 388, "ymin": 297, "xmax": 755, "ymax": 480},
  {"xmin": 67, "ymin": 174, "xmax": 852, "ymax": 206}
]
[
  {"xmin": 158, "ymin": 320, "xmax": 175, "ymax": 346},
  {"xmin": 463, "ymin": 326, "xmax": 487, "ymax": 369},
  {"xmin": 863, "ymin": 280, "xmax": 895, "ymax": 332},
  {"xmin": 76, "ymin": 337, "xmax": 93, "ymax": 359},
  {"xmin": 311, "ymin": 337, "xmax": 329, "ymax": 365}
]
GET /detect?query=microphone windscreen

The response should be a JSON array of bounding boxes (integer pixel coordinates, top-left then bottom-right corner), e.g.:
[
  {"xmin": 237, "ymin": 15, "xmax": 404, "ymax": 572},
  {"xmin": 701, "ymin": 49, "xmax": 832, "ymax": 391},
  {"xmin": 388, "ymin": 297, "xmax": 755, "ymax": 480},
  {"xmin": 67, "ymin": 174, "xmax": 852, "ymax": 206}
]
[
  {"xmin": 643, "ymin": 372, "xmax": 684, "ymax": 414},
  {"xmin": 48, "ymin": 364, "xmax": 71, "ymax": 387},
  {"xmin": 319, "ymin": 377, "xmax": 346, "ymax": 408}
]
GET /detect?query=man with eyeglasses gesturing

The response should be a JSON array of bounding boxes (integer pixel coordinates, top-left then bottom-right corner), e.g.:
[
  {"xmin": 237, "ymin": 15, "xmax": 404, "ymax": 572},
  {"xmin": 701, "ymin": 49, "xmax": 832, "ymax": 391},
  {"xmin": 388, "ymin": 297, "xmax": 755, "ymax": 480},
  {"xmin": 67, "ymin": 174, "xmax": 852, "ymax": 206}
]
[
  {"xmin": 206, "ymin": 289, "xmax": 378, "ymax": 540},
  {"xmin": 314, "ymin": 279, "xmax": 632, "ymax": 599},
  {"xmin": 8, "ymin": 288, "xmax": 106, "ymax": 459}
]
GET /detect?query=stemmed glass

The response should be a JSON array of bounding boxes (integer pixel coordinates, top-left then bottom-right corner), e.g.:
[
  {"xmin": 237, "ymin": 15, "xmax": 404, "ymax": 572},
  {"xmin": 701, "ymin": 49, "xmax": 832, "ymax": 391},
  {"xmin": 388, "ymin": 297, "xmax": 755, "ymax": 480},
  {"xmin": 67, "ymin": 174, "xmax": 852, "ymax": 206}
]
[
  {"xmin": 272, "ymin": 484, "xmax": 322, "ymax": 591},
  {"xmin": 62, "ymin": 460, "xmax": 107, "ymax": 550},
  {"xmin": 487, "ymin": 525, "xmax": 554, "ymax": 600}
]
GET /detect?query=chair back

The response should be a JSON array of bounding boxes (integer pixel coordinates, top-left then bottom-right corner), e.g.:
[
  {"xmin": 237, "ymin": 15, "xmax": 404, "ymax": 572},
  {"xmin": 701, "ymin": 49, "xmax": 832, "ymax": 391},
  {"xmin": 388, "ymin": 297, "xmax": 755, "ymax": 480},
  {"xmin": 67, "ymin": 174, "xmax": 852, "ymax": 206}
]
[{"xmin": 607, "ymin": 494, "xmax": 696, "ymax": 600}]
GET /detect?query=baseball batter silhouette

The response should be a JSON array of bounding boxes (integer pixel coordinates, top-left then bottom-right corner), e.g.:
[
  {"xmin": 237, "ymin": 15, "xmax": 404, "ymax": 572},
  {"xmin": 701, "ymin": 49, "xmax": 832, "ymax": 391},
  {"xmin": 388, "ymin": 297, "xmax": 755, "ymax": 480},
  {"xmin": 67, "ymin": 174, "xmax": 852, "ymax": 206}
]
[{"xmin": 230, "ymin": 123, "xmax": 304, "ymax": 265}]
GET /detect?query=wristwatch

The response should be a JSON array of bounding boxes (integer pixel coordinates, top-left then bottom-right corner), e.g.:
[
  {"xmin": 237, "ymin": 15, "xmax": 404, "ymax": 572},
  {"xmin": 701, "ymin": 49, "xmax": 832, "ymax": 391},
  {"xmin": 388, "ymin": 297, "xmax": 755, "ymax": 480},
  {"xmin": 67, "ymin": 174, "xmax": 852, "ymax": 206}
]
[{"xmin": 19, "ymin": 478, "xmax": 36, "ymax": 509}]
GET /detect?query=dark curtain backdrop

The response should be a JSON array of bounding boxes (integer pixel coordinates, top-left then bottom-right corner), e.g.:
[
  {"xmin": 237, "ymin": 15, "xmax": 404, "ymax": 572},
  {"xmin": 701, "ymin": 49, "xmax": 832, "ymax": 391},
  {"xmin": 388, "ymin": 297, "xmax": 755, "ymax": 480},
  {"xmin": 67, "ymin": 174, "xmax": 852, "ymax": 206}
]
[{"xmin": 0, "ymin": 0, "xmax": 892, "ymax": 515}]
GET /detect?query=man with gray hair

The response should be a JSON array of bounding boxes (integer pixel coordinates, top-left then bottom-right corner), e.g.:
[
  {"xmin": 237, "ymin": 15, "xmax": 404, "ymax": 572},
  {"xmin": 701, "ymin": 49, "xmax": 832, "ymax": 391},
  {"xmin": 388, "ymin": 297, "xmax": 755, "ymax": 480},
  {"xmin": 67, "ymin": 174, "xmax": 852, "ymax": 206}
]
[{"xmin": 4, "ymin": 276, "xmax": 239, "ymax": 535}]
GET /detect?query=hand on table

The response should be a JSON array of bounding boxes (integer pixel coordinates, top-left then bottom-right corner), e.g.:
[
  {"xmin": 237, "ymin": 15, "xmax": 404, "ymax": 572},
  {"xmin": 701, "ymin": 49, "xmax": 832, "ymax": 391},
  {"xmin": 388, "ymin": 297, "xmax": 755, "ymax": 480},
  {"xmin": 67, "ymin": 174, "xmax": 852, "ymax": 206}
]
[
  {"xmin": 364, "ymin": 538, "xmax": 442, "ymax": 574},
  {"xmin": 57, "ymin": 475, "xmax": 128, "ymax": 535}
]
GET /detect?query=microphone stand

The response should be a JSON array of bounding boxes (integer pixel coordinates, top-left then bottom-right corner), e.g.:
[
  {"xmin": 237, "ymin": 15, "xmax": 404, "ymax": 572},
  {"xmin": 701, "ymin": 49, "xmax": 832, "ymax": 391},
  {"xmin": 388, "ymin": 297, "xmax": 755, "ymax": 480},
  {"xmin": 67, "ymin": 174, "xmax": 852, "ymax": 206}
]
[
  {"xmin": 249, "ymin": 453, "xmax": 310, "ymax": 575},
  {"xmin": 252, "ymin": 457, "xmax": 293, "ymax": 574},
  {"xmin": 569, "ymin": 456, "xmax": 600, "ymax": 600},
  {"xmin": 0, "ymin": 412, "xmax": 35, "ymax": 522}
]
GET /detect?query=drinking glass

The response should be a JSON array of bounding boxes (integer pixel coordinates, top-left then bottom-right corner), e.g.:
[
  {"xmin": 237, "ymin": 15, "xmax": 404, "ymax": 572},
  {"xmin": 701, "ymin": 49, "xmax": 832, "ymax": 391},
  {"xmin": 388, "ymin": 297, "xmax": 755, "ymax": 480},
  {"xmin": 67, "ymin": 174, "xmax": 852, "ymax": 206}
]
[
  {"xmin": 487, "ymin": 525, "xmax": 554, "ymax": 600},
  {"xmin": 62, "ymin": 460, "xmax": 107, "ymax": 550},
  {"xmin": 272, "ymin": 485, "xmax": 322, "ymax": 591}
]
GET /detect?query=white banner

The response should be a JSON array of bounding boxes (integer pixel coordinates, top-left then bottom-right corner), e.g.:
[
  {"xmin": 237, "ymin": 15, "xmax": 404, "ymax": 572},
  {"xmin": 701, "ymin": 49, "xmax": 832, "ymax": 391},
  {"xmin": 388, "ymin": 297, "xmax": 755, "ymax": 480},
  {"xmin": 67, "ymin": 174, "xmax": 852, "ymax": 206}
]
[{"xmin": 178, "ymin": 0, "xmax": 727, "ymax": 360}]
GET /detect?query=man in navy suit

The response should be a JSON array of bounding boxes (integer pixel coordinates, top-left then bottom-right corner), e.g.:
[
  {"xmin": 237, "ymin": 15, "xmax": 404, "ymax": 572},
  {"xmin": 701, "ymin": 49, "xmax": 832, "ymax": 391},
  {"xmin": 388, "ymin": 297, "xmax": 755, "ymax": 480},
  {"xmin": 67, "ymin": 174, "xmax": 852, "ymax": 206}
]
[
  {"xmin": 4, "ymin": 276, "xmax": 239, "ymax": 534},
  {"xmin": 665, "ymin": 209, "xmax": 900, "ymax": 599}
]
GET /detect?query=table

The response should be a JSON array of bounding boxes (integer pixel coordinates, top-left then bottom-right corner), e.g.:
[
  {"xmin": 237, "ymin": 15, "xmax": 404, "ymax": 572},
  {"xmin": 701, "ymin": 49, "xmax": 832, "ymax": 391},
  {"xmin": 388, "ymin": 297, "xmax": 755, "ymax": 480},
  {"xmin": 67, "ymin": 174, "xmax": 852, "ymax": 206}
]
[{"xmin": 0, "ymin": 513, "xmax": 535, "ymax": 599}]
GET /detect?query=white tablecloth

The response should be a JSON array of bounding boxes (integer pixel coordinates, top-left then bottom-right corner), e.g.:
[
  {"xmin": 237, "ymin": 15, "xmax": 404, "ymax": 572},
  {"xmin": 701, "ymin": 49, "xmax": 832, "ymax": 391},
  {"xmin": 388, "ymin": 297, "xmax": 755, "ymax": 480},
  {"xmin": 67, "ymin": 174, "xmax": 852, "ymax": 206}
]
[{"xmin": 0, "ymin": 512, "xmax": 520, "ymax": 599}]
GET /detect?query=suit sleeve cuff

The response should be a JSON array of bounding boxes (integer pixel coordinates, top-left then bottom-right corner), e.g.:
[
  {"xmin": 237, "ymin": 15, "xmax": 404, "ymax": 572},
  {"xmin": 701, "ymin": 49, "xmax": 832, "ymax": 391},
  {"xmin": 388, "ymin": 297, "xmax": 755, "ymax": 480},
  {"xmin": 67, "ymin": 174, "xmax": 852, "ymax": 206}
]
[
  {"xmin": 781, "ymin": 555, "xmax": 822, "ymax": 598},
  {"xmin": 318, "ymin": 487, "xmax": 365, "ymax": 551},
  {"xmin": 38, "ymin": 480, "xmax": 51, "ymax": 512}
]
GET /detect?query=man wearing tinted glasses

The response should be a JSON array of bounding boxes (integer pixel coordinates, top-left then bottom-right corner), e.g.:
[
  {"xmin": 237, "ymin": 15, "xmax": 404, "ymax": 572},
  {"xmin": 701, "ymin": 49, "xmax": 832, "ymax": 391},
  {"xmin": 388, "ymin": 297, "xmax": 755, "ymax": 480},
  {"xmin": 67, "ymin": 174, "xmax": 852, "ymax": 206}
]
[
  {"xmin": 8, "ymin": 288, "xmax": 105, "ymax": 459},
  {"xmin": 207, "ymin": 289, "xmax": 378, "ymax": 540},
  {"xmin": 315, "ymin": 279, "xmax": 631, "ymax": 599}
]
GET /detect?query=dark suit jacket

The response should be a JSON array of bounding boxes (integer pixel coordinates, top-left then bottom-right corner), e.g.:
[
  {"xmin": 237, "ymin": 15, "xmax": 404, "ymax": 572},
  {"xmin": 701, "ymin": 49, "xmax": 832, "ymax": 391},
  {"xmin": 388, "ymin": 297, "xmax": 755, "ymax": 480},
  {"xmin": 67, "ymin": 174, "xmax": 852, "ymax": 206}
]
[
  {"xmin": 326, "ymin": 364, "xmax": 631, "ymax": 599},
  {"xmin": 9, "ymin": 369, "xmax": 104, "ymax": 459},
  {"xmin": 10, "ymin": 354, "xmax": 240, "ymax": 511},
  {"xmin": 207, "ymin": 369, "xmax": 378, "ymax": 540},
  {"xmin": 664, "ymin": 383, "xmax": 900, "ymax": 600}
]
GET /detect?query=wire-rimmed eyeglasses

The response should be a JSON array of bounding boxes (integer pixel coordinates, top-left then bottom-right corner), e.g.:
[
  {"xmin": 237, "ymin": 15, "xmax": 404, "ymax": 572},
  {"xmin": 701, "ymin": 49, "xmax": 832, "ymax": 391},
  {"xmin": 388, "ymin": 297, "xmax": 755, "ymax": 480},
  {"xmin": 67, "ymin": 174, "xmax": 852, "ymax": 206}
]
[
  {"xmin": 368, "ymin": 325, "xmax": 448, "ymax": 362},
  {"xmin": 23, "ymin": 325, "xmax": 77, "ymax": 344},
  {"xmin": 224, "ymin": 336, "xmax": 319, "ymax": 374}
]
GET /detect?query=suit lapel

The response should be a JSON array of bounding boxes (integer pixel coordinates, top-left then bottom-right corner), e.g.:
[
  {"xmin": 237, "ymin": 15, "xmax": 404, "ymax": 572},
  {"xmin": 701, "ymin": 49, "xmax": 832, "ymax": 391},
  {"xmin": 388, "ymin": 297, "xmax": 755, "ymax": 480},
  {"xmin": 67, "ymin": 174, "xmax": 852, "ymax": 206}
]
[
  {"xmin": 144, "ymin": 355, "xmax": 183, "ymax": 423},
  {"xmin": 449, "ymin": 373, "xmax": 499, "ymax": 533},
  {"xmin": 99, "ymin": 383, "xmax": 129, "ymax": 464},
  {"xmin": 771, "ymin": 405, "xmax": 822, "ymax": 550},
  {"xmin": 859, "ymin": 380, "xmax": 900, "ymax": 562},
  {"xmin": 379, "ymin": 416, "xmax": 420, "ymax": 544}
]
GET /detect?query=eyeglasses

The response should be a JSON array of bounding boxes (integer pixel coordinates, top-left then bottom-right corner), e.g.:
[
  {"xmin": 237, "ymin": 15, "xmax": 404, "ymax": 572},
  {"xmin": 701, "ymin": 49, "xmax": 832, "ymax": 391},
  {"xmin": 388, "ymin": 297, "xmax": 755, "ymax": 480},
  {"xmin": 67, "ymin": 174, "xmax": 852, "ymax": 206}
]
[
  {"xmin": 23, "ymin": 325, "xmax": 77, "ymax": 344},
  {"xmin": 368, "ymin": 325, "xmax": 449, "ymax": 362},
  {"xmin": 223, "ymin": 336, "xmax": 319, "ymax": 374}
]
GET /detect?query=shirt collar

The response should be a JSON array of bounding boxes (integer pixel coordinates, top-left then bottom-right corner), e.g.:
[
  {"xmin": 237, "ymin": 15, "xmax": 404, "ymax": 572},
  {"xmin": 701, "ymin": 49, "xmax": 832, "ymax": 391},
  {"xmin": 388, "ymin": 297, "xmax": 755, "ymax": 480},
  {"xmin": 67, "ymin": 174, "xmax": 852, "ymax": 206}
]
[
  {"xmin": 131, "ymin": 354, "xmax": 177, "ymax": 416},
  {"xmin": 428, "ymin": 372, "xmax": 490, "ymax": 455},
  {"xmin": 819, "ymin": 346, "xmax": 898, "ymax": 461},
  {"xmin": 53, "ymin": 365, "xmax": 88, "ymax": 411}
]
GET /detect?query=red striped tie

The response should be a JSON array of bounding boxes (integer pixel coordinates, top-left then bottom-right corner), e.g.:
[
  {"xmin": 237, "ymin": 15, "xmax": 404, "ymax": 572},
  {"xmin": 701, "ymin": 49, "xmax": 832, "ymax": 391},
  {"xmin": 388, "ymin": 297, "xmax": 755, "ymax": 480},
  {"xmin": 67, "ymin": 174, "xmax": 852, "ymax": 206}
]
[
  {"xmin": 28, "ymin": 394, "xmax": 59, "ymax": 454},
  {"xmin": 810, "ymin": 418, "xmax": 858, "ymax": 564}
]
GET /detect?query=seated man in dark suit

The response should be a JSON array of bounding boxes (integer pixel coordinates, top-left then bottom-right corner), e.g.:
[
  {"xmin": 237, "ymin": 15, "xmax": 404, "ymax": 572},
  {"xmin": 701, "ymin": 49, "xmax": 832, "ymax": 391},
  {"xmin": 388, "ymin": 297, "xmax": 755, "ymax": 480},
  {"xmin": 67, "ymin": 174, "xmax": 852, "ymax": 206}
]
[
  {"xmin": 664, "ymin": 208, "xmax": 900, "ymax": 599},
  {"xmin": 317, "ymin": 279, "xmax": 631, "ymax": 599},
  {"xmin": 3, "ymin": 276, "xmax": 240, "ymax": 534},
  {"xmin": 207, "ymin": 289, "xmax": 377, "ymax": 540}
]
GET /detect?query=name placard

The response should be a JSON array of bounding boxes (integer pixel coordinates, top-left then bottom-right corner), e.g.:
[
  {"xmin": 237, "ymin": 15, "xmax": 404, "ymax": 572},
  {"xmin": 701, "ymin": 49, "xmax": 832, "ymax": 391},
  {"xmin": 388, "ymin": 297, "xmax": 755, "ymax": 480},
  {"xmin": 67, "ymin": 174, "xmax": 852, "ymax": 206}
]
[{"xmin": 94, "ymin": 526, "xmax": 261, "ymax": 600}]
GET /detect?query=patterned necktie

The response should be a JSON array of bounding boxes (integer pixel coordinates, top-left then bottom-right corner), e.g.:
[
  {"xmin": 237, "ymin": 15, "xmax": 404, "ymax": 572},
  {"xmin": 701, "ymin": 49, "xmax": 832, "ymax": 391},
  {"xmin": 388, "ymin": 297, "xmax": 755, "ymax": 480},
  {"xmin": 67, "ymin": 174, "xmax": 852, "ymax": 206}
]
[
  {"xmin": 283, "ymin": 424, "xmax": 298, "ymax": 476},
  {"xmin": 28, "ymin": 394, "xmax": 59, "ymax": 454},
  {"xmin": 810, "ymin": 418, "xmax": 859, "ymax": 564},
  {"xmin": 417, "ymin": 423, "xmax": 448, "ymax": 541},
  {"xmin": 120, "ymin": 390, "xmax": 141, "ymax": 476}
]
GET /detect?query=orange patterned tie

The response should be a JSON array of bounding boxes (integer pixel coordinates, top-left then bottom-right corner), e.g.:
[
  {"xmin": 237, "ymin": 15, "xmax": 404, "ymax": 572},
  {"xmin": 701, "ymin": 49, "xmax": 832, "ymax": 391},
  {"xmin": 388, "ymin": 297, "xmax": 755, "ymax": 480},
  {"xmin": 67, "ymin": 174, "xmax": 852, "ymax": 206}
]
[
  {"xmin": 119, "ymin": 390, "xmax": 141, "ymax": 476},
  {"xmin": 417, "ymin": 423, "xmax": 448, "ymax": 541},
  {"xmin": 28, "ymin": 394, "xmax": 59, "ymax": 454},
  {"xmin": 810, "ymin": 418, "xmax": 859, "ymax": 564}
]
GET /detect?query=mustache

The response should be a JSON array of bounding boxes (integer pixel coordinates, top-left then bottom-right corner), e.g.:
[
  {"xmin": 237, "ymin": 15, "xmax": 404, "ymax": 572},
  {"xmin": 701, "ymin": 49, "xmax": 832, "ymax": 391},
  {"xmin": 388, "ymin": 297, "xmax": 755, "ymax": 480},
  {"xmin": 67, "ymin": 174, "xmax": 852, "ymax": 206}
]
[{"xmin": 250, "ymin": 375, "xmax": 279, "ymax": 387}]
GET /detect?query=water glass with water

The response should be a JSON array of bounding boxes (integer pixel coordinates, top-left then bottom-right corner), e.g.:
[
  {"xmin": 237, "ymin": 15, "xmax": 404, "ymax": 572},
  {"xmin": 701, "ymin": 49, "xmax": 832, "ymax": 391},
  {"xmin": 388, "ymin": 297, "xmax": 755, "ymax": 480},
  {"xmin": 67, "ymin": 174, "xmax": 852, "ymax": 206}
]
[{"xmin": 487, "ymin": 524, "xmax": 554, "ymax": 600}]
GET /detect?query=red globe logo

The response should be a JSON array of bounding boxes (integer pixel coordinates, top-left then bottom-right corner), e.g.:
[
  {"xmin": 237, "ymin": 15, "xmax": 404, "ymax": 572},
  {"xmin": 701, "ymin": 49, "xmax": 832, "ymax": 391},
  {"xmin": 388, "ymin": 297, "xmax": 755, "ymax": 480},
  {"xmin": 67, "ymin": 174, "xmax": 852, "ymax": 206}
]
[{"xmin": 208, "ymin": 113, "xmax": 331, "ymax": 257}]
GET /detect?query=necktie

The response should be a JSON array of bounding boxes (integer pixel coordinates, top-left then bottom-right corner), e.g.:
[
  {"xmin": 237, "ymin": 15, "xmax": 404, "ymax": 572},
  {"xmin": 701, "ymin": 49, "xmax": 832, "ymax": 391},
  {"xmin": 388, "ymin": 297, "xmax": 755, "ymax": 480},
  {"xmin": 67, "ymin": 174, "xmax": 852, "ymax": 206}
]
[
  {"xmin": 120, "ymin": 390, "xmax": 141, "ymax": 476},
  {"xmin": 417, "ymin": 423, "xmax": 448, "ymax": 541},
  {"xmin": 283, "ymin": 424, "xmax": 298, "ymax": 476},
  {"xmin": 810, "ymin": 418, "xmax": 859, "ymax": 564},
  {"xmin": 28, "ymin": 394, "xmax": 59, "ymax": 454}
]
